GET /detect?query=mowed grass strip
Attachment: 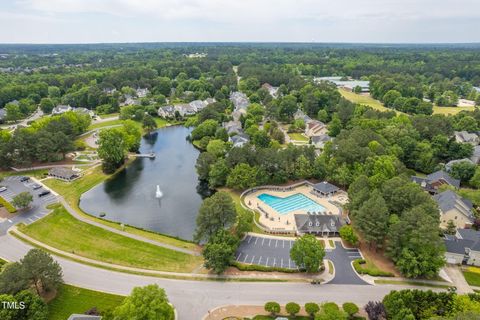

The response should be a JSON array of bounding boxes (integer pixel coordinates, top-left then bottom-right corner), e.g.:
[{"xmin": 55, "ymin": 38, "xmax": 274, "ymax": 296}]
[
  {"xmin": 339, "ymin": 88, "xmax": 392, "ymax": 112},
  {"xmin": 19, "ymin": 204, "xmax": 203, "ymax": 272},
  {"xmin": 288, "ymin": 133, "xmax": 309, "ymax": 142},
  {"xmin": 463, "ymin": 266, "xmax": 480, "ymax": 287},
  {"xmin": 42, "ymin": 166, "xmax": 199, "ymax": 251},
  {"xmin": 48, "ymin": 284, "xmax": 125, "ymax": 320},
  {"xmin": 432, "ymin": 105, "xmax": 475, "ymax": 115}
]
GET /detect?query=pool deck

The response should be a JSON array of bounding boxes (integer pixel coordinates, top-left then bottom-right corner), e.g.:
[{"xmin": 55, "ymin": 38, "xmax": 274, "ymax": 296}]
[{"xmin": 244, "ymin": 184, "xmax": 348, "ymax": 233}]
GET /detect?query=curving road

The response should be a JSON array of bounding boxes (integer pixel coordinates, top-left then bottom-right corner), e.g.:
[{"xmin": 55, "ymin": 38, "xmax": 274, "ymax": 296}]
[{"xmin": 0, "ymin": 233, "xmax": 436, "ymax": 319}]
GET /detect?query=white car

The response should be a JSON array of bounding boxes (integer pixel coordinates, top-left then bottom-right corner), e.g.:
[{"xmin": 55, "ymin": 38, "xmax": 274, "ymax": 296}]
[{"xmin": 0, "ymin": 186, "xmax": 7, "ymax": 192}]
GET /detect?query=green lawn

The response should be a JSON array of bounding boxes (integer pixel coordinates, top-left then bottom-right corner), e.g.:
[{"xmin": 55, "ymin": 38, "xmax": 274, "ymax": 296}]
[
  {"xmin": 42, "ymin": 166, "xmax": 198, "ymax": 251},
  {"xmin": 353, "ymin": 259, "xmax": 394, "ymax": 277},
  {"xmin": 19, "ymin": 204, "xmax": 203, "ymax": 272},
  {"xmin": 339, "ymin": 89, "xmax": 393, "ymax": 112},
  {"xmin": 48, "ymin": 284, "xmax": 125, "ymax": 320},
  {"xmin": 463, "ymin": 267, "xmax": 480, "ymax": 287},
  {"xmin": 0, "ymin": 169, "xmax": 48, "ymax": 180},
  {"xmin": 87, "ymin": 119, "xmax": 125, "ymax": 131},
  {"xmin": 98, "ymin": 113, "xmax": 119, "ymax": 119},
  {"xmin": 288, "ymin": 133, "xmax": 308, "ymax": 142}
]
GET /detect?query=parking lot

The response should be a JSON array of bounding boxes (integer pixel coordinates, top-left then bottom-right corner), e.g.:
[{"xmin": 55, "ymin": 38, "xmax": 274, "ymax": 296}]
[
  {"xmin": 0, "ymin": 176, "xmax": 57, "ymax": 234},
  {"xmin": 236, "ymin": 234, "xmax": 367, "ymax": 285}
]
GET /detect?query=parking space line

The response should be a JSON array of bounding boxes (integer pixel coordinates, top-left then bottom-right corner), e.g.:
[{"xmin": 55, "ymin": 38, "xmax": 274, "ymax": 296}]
[
  {"xmin": 289, "ymin": 259, "xmax": 291, "ymax": 268},
  {"xmin": 242, "ymin": 254, "xmax": 248, "ymax": 263},
  {"xmin": 282, "ymin": 240, "xmax": 284, "ymax": 248},
  {"xmin": 261, "ymin": 238, "xmax": 265, "ymax": 246},
  {"xmin": 275, "ymin": 239, "xmax": 278, "ymax": 247},
  {"xmin": 289, "ymin": 241, "xmax": 292, "ymax": 248},
  {"xmin": 27, "ymin": 218, "xmax": 34, "ymax": 222},
  {"xmin": 7, "ymin": 219, "xmax": 12, "ymax": 223},
  {"xmin": 254, "ymin": 237, "xmax": 258, "ymax": 245},
  {"xmin": 268, "ymin": 239, "xmax": 271, "ymax": 246},
  {"xmin": 247, "ymin": 236, "xmax": 252, "ymax": 244},
  {"xmin": 250, "ymin": 255, "xmax": 255, "ymax": 263},
  {"xmin": 273, "ymin": 258, "xmax": 276, "ymax": 266},
  {"xmin": 281, "ymin": 258, "xmax": 283, "ymax": 268},
  {"xmin": 237, "ymin": 253, "xmax": 242, "ymax": 260},
  {"xmin": 258, "ymin": 256, "xmax": 262, "ymax": 265},
  {"xmin": 265, "ymin": 257, "xmax": 269, "ymax": 266}
]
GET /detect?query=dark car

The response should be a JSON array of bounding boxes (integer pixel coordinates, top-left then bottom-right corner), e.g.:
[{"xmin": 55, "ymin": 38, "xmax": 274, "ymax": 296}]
[
  {"xmin": 19, "ymin": 176, "xmax": 30, "ymax": 182},
  {"xmin": 38, "ymin": 190, "xmax": 51, "ymax": 197},
  {"xmin": 32, "ymin": 183, "xmax": 42, "ymax": 190}
]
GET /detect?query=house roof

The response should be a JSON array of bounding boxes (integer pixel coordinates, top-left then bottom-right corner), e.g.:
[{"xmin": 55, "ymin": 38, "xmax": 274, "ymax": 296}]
[
  {"xmin": 454, "ymin": 131, "xmax": 478, "ymax": 143},
  {"xmin": 311, "ymin": 134, "xmax": 332, "ymax": 143},
  {"xmin": 295, "ymin": 214, "xmax": 343, "ymax": 233},
  {"xmin": 312, "ymin": 181, "xmax": 339, "ymax": 194},
  {"xmin": 426, "ymin": 170, "xmax": 461, "ymax": 188},
  {"xmin": 445, "ymin": 228, "xmax": 480, "ymax": 253},
  {"xmin": 444, "ymin": 237, "xmax": 473, "ymax": 254},
  {"xmin": 48, "ymin": 167, "xmax": 79, "ymax": 179},
  {"xmin": 433, "ymin": 190, "xmax": 474, "ymax": 221},
  {"xmin": 458, "ymin": 228, "xmax": 480, "ymax": 241}
]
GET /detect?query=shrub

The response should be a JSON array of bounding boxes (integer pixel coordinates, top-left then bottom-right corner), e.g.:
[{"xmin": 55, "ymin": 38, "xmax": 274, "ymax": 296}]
[
  {"xmin": 339, "ymin": 225, "xmax": 359, "ymax": 246},
  {"xmin": 305, "ymin": 302, "xmax": 320, "ymax": 316},
  {"xmin": 343, "ymin": 302, "xmax": 359, "ymax": 317},
  {"xmin": 364, "ymin": 301, "xmax": 386, "ymax": 320},
  {"xmin": 285, "ymin": 302, "xmax": 300, "ymax": 316},
  {"xmin": 230, "ymin": 261, "xmax": 298, "ymax": 273},
  {"xmin": 0, "ymin": 196, "xmax": 17, "ymax": 213},
  {"xmin": 264, "ymin": 302, "xmax": 281, "ymax": 316}
]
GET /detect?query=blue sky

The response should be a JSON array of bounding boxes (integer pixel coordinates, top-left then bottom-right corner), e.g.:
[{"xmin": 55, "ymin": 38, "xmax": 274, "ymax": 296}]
[{"xmin": 1, "ymin": 0, "xmax": 479, "ymax": 43}]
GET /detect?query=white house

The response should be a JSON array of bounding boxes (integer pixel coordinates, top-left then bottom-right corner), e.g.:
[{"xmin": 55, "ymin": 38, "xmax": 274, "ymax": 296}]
[
  {"xmin": 52, "ymin": 105, "xmax": 73, "ymax": 115},
  {"xmin": 444, "ymin": 229, "xmax": 480, "ymax": 266},
  {"xmin": 158, "ymin": 105, "xmax": 176, "ymax": 118},
  {"xmin": 454, "ymin": 131, "xmax": 479, "ymax": 145}
]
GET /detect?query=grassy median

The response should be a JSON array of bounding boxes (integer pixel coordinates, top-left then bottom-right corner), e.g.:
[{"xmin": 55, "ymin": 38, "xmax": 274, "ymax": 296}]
[
  {"xmin": 48, "ymin": 284, "xmax": 125, "ymax": 320},
  {"xmin": 19, "ymin": 204, "xmax": 203, "ymax": 272}
]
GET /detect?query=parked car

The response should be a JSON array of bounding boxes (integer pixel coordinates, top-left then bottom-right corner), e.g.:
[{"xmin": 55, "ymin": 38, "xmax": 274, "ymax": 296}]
[
  {"xmin": 19, "ymin": 176, "xmax": 30, "ymax": 182},
  {"xmin": 32, "ymin": 184, "xmax": 42, "ymax": 190},
  {"xmin": 0, "ymin": 186, "xmax": 7, "ymax": 192},
  {"xmin": 38, "ymin": 190, "xmax": 51, "ymax": 197}
]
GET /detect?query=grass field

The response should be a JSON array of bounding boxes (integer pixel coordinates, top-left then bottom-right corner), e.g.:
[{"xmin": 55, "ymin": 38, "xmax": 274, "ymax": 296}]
[
  {"xmin": 463, "ymin": 266, "xmax": 480, "ymax": 287},
  {"xmin": 288, "ymin": 133, "xmax": 309, "ymax": 142},
  {"xmin": 339, "ymin": 89, "xmax": 391, "ymax": 112},
  {"xmin": 432, "ymin": 105, "xmax": 475, "ymax": 115},
  {"xmin": 19, "ymin": 204, "xmax": 203, "ymax": 272},
  {"xmin": 42, "ymin": 166, "xmax": 199, "ymax": 251},
  {"xmin": 87, "ymin": 119, "xmax": 125, "ymax": 131},
  {"xmin": 353, "ymin": 258, "xmax": 394, "ymax": 277},
  {"xmin": 48, "ymin": 285, "xmax": 125, "ymax": 320}
]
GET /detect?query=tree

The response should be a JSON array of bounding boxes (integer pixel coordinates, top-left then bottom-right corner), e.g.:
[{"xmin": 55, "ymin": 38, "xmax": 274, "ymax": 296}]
[
  {"xmin": 5, "ymin": 103, "xmax": 22, "ymax": 122},
  {"xmin": 286, "ymin": 302, "xmax": 301, "ymax": 316},
  {"xmin": 20, "ymin": 249, "xmax": 63, "ymax": 295},
  {"xmin": 142, "ymin": 114, "xmax": 157, "ymax": 134},
  {"xmin": 0, "ymin": 262, "xmax": 29, "ymax": 294},
  {"xmin": 98, "ymin": 128, "xmax": 126, "ymax": 173},
  {"xmin": 264, "ymin": 301, "xmax": 281, "ymax": 316},
  {"xmin": 122, "ymin": 120, "xmax": 142, "ymax": 152},
  {"xmin": 39, "ymin": 98, "xmax": 54, "ymax": 114},
  {"xmin": 342, "ymin": 302, "xmax": 359, "ymax": 319},
  {"xmin": 364, "ymin": 301, "xmax": 386, "ymax": 320},
  {"xmin": 11, "ymin": 192, "xmax": 33, "ymax": 210},
  {"xmin": 355, "ymin": 190, "xmax": 389, "ymax": 249},
  {"xmin": 113, "ymin": 284, "xmax": 174, "ymax": 320},
  {"xmin": 202, "ymin": 229, "xmax": 239, "ymax": 274},
  {"xmin": 226, "ymin": 163, "xmax": 258, "ymax": 190},
  {"xmin": 206, "ymin": 139, "xmax": 227, "ymax": 157},
  {"xmin": 445, "ymin": 220, "xmax": 457, "ymax": 235},
  {"xmin": 278, "ymin": 95, "xmax": 298, "ymax": 121},
  {"xmin": 339, "ymin": 225, "xmax": 358, "ymax": 246},
  {"xmin": 194, "ymin": 192, "xmax": 237, "ymax": 242},
  {"xmin": 0, "ymin": 293, "xmax": 18, "ymax": 320},
  {"xmin": 305, "ymin": 302, "xmax": 320, "ymax": 317},
  {"xmin": 470, "ymin": 166, "xmax": 480, "ymax": 188},
  {"xmin": 195, "ymin": 151, "xmax": 216, "ymax": 181},
  {"xmin": 449, "ymin": 161, "xmax": 476, "ymax": 182},
  {"xmin": 208, "ymin": 159, "xmax": 230, "ymax": 188},
  {"xmin": 383, "ymin": 90, "xmax": 402, "ymax": 108},
  {"xmin": 328, "ymin": 114, "xmax": 342, "ymax": 137},
  {"xmin": 316, "ymin": 302, "xmax": 348, "ymax": 320},
  {"xmin": 14, "ymin": 290, "xmax": 48, "ymax": 320},
  {"xmin": 290, "ymin": 234, "xmax": 325, "ymax": 273}
]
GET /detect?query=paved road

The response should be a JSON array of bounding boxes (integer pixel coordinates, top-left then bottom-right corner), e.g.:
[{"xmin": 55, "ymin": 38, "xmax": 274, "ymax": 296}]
[
  {"xmin": 0, "ymin": 233, "xmax": 425, "ymax": 319},
  {"xmin": 236, "ymin": 235, "xmax": 366, "ymax": 285},
  {"xmin": 0, "ymin": 176, "xmax": 57, "ymax": 234}
]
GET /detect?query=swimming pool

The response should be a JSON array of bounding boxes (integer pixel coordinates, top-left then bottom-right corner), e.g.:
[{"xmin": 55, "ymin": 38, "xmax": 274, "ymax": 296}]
[{"xmin": 257, "ymin": 193, "xmax": 326, "ymax": 215}]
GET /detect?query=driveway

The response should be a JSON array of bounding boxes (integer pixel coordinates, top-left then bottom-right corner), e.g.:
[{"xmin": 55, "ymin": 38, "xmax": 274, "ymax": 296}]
[
  {"xmin": 0, "ymin": 176, "xmax": 57, "ymax": 234},
  {"xmin": 236, "ymin": 234, "xmax": 367, "ymax": 285}
]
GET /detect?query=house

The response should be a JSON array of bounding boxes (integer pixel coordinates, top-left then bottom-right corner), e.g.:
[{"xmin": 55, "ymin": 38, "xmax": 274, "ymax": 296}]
[
  {"xmin": 205, "ymin": 97, "xmax": 216, "ymax": 105},
  {"xmin": 121, "ymin": 95, "xmax": 139, "ymax": 106},
  {"xmin": 445, "ymin": 158, "xmax": 474, "ymax": 172},
  {"xmin": 454, "ymin": 131, "xmax": 479, "ymax": 145},
  {"xmin": 102, "ymin": 88, "xmax": 116, "ymax": 95},
  {"xmin": 135, "ymin": 88, "xmax": 149, "ymax": 98},
  {"xmin": 305, "ymin": 120, "xmax": 327, "ymax": 137},
  {"xmin": 262, "ymin": 83, "xmax": 279, "ymax": 98},
  {"xmin": 0, "ymin": 108, "xmax": 6, "ymax": 122},
  {"xmin": 230, "ymin": 133, "xmax": 250, "ymax": 148},
  {"xmin": 315, "ymin": 77, "xmax": 370, "ymax": 93},
  {"xmin": 230, "ymin": 91, "xmax": 250, "ymax": 111},
  {"xmin": 458, "ymin": 99, "xmax": 476, "ymax": 107},
  {"xmin": 471, "ymin": 146, "xmax": 480, "ymax": 164},
  {"xmin": 48, "ymin": 167, "xmax": 80, "ymax": 181},
  {"xmin": 411, "ymin": 170, "xmax": 460, "ymax": 194},
  {"xmin": 52, "ymin": 105, "xmax": 73, "ymax": 115},
  {"xmin": 224, "ymin": 121, "xmax": 243, "ymax": 135},
  {"xmin": 174, "ymin": 104, "xmax": 196, "ymax": 117},
  {"xmin": 434, "ymin": 190, "xmax": 475, "ymax": 229},
  {"xmin": 294, "ymin": 213, "xmax": 344, "ymax": 237},
  {"xmin": 312, "ymin": 181, "xmax": 340, "ymax": 197},
  {"xmin": 189, "ymin": 100, "xmax": 208, "ymax": 112},
  {"xmin": 311, "ymin": 134, "xmax": 333, "ymax": 150},
  {"xmin": 74, "ymin": 107, "xmax": 95, "ymax": 118},
  {"xmin": 293, "ymin": 109, "xmax": 312, "ymax": 124},
  {"xmin": 158, "ymin": 105, "xmax": 176, "ymax": 118},
  {"xmin": 444, "ymin": 229, "xmax": 480, "ymax": 266}
]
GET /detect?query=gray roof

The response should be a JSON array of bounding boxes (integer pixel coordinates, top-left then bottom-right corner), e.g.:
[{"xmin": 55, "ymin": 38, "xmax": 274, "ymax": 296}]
[
  {"xmin": 444, "ymin": 238, "xmax": 473, "ymax": 254},
  {"xmin": 312, "ymin": 181, "xmax": 339, "ymax": 194},
  {"xmin": 458, "ymin": 228, "xmax": 480, "ymax": 241},
  {"xmin": 48, "ymin": 167, "xmax": 79, "ymax": 179},
  {"xmin": 433, "ymin": 190, "xmax": 474, "ymax": 220},
  {"xmin": 445, "ymin": 228, "xmax": 480, "ymax": 253},
  {"xmin": 426, "ymin": 170, "xmax": 461, "ymax": 188},
  {"xmin": 454, "ymin": 131, "xmax": 478, "ymax": 143},
  {"xmin": 311, "ymin": 134, "xmax": 332, "ymax": 143},
  {"xmin": 295, "ymin": 214, "xmax": 344, "ymax": 233},
  {"xmin": 470, "ymin": 145, "xmax": 480, "ymax": 163}
]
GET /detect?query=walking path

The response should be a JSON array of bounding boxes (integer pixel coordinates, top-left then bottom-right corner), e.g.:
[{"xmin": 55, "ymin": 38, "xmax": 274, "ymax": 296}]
[{"xmin": 444, "ymin": 265, "xmax": 473, "ymax": 294}]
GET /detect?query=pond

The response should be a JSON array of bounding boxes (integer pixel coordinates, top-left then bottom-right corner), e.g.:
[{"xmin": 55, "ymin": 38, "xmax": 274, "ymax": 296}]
[{"xmin": 79, "ymin": 126, "xmax": 207, "ymax": 240}]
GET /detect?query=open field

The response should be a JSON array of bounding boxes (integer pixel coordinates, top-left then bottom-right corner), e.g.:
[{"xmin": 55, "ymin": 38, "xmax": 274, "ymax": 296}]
[
  {"xmin": 42, "ymin": 165, "xmax": 199, "ymax": 251},
  {"xmin": 48, "ymin": 284, "xmax": 125, "ymax": 320},
  {"xmin": 19, "ymin": 204, "xmax": 203, "ymax": 272},
  {"xmin": 339, "ymin": 89, "xmax": 391, "ymax": 112},
  {"xmin": 288, "ymin": 133, "xmax": 309, "ymax": 142},
  {"xmin": 87, "ymin": 119, "xmax": 125, "ymax": 131},
  {"xmin": 432, "ymin": 105, "xmax": 475, "ymax": 115}
]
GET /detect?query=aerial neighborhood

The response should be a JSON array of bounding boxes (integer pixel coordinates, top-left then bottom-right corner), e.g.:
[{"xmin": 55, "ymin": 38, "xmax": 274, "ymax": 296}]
[{"xmin": 2, "ymin": 40, "xmax": 480, "ymax": 319}]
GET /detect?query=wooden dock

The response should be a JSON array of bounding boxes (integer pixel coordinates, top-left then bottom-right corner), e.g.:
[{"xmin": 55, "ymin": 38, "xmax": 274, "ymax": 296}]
[{"xmin": 133, "ymin": 152, "xmax": 156, "ymax": 159}]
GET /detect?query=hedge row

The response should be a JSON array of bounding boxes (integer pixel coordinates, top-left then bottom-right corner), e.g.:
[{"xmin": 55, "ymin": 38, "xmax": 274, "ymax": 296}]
[
  {"xmin": 231, "ymin": 261, "xmax": 299, "ymax": 273},
  {"xmin": 0, "ymin": 195, "xmax": 17, "ymax": 213},
  {"xmin": 353, "ymin": 259, "xmax": 394, "ymax": 277}
]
